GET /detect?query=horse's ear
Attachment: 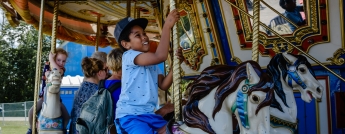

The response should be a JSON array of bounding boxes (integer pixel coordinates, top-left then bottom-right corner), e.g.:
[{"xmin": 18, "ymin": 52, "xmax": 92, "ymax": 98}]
[
  {"xmin": 282, "ymin": 53, "xmax": 297, "ymax": 65},
  {"xmin": 246, "ymin": 62, "xmax": 260, "ymax": 84}
]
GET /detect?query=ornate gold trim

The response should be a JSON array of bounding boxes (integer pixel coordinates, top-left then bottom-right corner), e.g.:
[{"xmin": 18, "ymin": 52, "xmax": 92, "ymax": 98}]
[
  {"xmin": 326, "ymin": 48, "xmax": 345, "ymax": 65},
  {"xmin": 214, "ymin": 0, "xmax": 239, "ymax": 62},
  {"xmin": 231, "ymin": 56, "xmax": 242, "ymax": 64},
  {"xmin": 340, "ymin": 0, "xmax": 345, "ymax": 48},
  {"xmin": 226, "ymin": 0, "xmax": 329, "ymax": 55},
  {"xmin": 270, "ymin": 115, "xmax": 298, "ymax": 132},
  {"xmin": 178, "ymin": 2, "xmax": 207, "ymax": 70},
  {"xmin": 204, "ymin": 0, "xmax": 226, "ymax": 65}
]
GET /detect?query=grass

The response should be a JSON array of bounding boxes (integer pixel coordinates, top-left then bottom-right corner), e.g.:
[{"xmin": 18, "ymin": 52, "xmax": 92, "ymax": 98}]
[{"xmin": 0, "ymin": 121, "xmax": 29, "ymax": 134}]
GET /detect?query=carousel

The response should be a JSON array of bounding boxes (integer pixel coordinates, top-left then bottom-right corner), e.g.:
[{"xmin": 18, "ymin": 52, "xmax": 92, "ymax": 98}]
[{"xmin": 1, "ymin": 0, "xmax": 345, "ymax": 133}]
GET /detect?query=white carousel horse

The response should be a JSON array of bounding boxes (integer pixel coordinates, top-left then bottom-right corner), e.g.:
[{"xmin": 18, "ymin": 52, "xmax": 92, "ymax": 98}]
[
  {"xmin": 267, "ymin": 53, "xmax": 324, "ymax": 134},
  {"xmin": 37, "ymin": 68, "xmax": 64, "ymax": 134},
  {"xmin": 177, "ymin": 61, "xmax": 274, "ymax": 134}
]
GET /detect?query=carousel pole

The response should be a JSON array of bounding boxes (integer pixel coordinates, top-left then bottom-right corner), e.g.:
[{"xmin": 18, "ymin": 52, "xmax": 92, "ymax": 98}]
[
  {"xmin": 51, "ymin": 0, "xmax": 59, "ymax": 53},
  {"xmin": 95, "ymin": 14, "xmax": 100, "ymax": 52},
  {"xmin": 32, "ymin": 0, "xmax": 46, "ymax": 133},
  {"xmin": 251, "ymin": 0, "xmax": 260, "ymax": 62},
  {"xmin": 127, "ymin": 0, "xmax": 131, "ymax": 17},
  {"xmin": 170, "ymin": 0, "xmax": 182, "ymax": 122},
  {"xmin": 228, "ymin": 2, "xmax": 345, "ymax": 82}
]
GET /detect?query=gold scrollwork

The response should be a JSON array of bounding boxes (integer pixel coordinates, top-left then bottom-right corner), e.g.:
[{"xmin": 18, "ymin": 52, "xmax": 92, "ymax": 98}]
[
  {"xmin": 178, "ymin": 2, "xmax": 207, "ymax": 70},
  {"xmin": 228, "ymin": 0, "xmax": 323, "ymax": 54},
  {"xmin": 326, "ymin": 48, "xmax": 345, "ymax": 65},
  {"xmin": 231, "ymin": 56, "xmax": 242, "ymax": 64}
]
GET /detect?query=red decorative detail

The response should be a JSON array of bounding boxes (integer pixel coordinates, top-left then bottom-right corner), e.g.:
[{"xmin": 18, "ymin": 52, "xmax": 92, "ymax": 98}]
[
  {"xmin": 316, "ymin": 76, "xmax": 331, "ymax": 134},
  {"xmin": 229, "ymin": 0, "xmax": 329, "ymax": 57}
]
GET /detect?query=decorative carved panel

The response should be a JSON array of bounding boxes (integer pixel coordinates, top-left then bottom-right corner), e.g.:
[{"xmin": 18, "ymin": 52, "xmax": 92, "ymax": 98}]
[{"xmin": 227, "ymin": 0, "xmax": 329, "ymax": 57}]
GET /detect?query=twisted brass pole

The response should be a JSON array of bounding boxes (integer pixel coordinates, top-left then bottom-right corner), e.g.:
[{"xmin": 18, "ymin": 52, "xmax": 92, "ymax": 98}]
[
  {"xmin": 127, "ymin": 0, "xmax": 131, "ymax": 17},
  {"xmin": 251, "ymin": 0, "xmax": 260, "ymax": 62},
  {"xmin": 50, "ymin": 0, "xmax": 59, "ymax": 53},
  {"xmin": 32, "ymin": 0, "xmax": 45, "ymax": 133},
  {"xmin": 95, "ymin": 14, "xmax": 100, "ymax": 52},
  {"xmin": 170, "ymin": 0, "xmax": 182, "ymax": 121},
  {"xmin": 228, "ymin": 2, "xmax": 345, "ymax": 82}
]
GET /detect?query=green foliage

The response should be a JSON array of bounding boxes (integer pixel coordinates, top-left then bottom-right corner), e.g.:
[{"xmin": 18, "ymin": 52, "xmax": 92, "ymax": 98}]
[{"xmin": 0, "ymin": 21, "xmax": 52, "ymax": 103}]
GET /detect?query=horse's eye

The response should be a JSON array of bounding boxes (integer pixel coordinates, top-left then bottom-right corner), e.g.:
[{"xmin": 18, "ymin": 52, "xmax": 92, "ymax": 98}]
[
  {"xmin": 299, "ymin": 68, "xmax": 306, "ymax": 73},
  {"xmin": 251, "ymin": 95, "xmax": 260, "ymax": 103}
]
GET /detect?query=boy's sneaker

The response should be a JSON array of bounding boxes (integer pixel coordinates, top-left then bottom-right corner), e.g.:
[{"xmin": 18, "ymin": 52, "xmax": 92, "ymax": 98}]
[{"xmin": 26, "ymin": 128, "xmax": 32, "ymax": 134}]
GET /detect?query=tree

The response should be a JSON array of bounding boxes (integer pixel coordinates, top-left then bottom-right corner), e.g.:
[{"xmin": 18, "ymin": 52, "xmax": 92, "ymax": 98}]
[{"xmin": 0, "ymin": 21, "xmax": 54, "ymax": 103}]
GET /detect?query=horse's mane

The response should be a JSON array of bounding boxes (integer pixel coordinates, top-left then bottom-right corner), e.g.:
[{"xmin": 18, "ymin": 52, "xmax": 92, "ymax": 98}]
[
  {"xmin": 183, "ymin": 65, "xmax": 236, "ymax": 134},
  {"xmin": 267, "ymin": 53, "xmax": 315, "ymax": 112},
  {"xmin": 183, "ymin": 61, "xmax": 275, "ymax": 134},
  {"xmin": 212, "ymin": 61, "xmax": 274, "ymax": 117}
]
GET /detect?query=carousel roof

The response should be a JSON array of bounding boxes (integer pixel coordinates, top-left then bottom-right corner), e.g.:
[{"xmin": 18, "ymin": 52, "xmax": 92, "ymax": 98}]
[{"xmin": 1, "ymin": 0, "xmax": 162, "ymax": 48}]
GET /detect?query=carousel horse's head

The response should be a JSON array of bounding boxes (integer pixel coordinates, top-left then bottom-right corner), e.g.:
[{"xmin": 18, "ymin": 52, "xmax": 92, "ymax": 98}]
[
  {"xmin": 181, "ymin": 61, "xmax": 273, "ymax": 134},
  {"xmin": 267, "ymin": 53, "xmax": 323, "ymax": 105},
  {"xmin": 46, "ymin": 68, "xmax": 62, "ymax": 94},
  {"xmin": 231, "ymin": 63, "xmax": 274, "ymax": 133},
  {"xmin": 213, "ymin": 61, "xmax": 273, "ymax": 133}
]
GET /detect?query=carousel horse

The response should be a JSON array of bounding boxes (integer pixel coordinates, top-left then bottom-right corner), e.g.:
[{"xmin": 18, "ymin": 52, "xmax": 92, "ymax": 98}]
[
  {"xmin": 175, "ymin": 61, "xmax": 274, "ymax": 134},
  {"xmin": 267, "ymin": 53, "xmax": 324, "ymax": 134},
  {"xmin": 37, "ymin": 68, "xmax": 64, "ymax": 134}
]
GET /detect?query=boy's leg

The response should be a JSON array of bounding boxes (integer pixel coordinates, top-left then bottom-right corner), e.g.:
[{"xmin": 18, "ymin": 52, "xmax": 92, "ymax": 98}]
[
  {"xmin": 157, "ymin": 124, "xmax": 167, "ymax": 134},
  {"xmin": 116, "ymin": 116, "xmax": 153, "ymax": 134},
  {"xmin": 116, "ymin": 114, "xmax": 167, "ymax": 134}
]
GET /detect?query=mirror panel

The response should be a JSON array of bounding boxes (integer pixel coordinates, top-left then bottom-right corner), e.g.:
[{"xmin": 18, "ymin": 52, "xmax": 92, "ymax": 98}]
[{"xmin": 227, "ymin": 0, "xmax": 329, "ymax": 56}]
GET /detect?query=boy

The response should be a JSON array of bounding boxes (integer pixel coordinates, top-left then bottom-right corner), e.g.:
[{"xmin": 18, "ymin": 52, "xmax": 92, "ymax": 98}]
[
  {"xmin": 279, "ymin": 0, "xmax": 305, "ymax": 31},
  {"xmin": 113, "ymin": 9, "xmax": 180, "ymax": 134}
]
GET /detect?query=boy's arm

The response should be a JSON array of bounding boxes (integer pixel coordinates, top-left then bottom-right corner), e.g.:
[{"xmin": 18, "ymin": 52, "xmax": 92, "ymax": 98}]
[
  {"xmin": 158, "ymin": 47, "xmax": 184, "ymax": 90},
  {"xmin": 134, "ymin": 9, "xmax": 180, "ymax": 66},
  {"xmin": 158, "ymin": 68, "xmax": 173, "ymax": 91}
]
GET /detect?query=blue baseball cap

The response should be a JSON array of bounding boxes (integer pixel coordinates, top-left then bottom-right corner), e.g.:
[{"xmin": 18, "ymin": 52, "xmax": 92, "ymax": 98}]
[{"xmin": 114, "ymin": 17, "xmax": 148, "ymax": 44}]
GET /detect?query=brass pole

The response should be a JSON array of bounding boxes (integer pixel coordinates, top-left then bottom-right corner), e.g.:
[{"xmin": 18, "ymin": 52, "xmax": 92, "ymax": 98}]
[
  {"xmin": 137, "ymin": 8, "xmax": 140, "ymax": 18},
  {"xmin": 127, "ymin": 0, "xmax": 131, "ymax": 17},
  {"xmin": 228, "ymin": 2, "xmax": 345, "ymax": 82},
  {"xmin": 95, "ymin": 14, "xmax": 100, "ymax": 52},
  {"xmin": 32, "ymin": 0, "xmax": 46, "ymax": 133},
  {"xmin": 340, "ymin": 0, "xmax": 345, "ymax": 48},
  {"xmin": 170, "ymin": 0, "xmax": 182, "ymax": 121},
  {"xmin": 50, "ymin": 0, "xmax": 59, "ymax": 53},
  {"xmin": 154, "ymin": 8, "xmax": 163, "ymax": 33},
  {"xmin": 251, "ymin": 0, "xmax": 260, "ymax": 62}
]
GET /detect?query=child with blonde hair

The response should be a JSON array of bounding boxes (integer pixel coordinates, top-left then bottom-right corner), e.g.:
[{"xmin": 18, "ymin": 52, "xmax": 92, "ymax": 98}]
[{"xmin": 27, "ymin": 48, "xmax": 70, "ymax": 134}]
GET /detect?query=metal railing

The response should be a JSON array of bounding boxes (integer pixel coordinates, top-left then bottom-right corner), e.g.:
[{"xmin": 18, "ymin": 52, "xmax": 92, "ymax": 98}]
[{"xmin": 0, "ymin": 101, "xmax": 34, "ymax": 125}]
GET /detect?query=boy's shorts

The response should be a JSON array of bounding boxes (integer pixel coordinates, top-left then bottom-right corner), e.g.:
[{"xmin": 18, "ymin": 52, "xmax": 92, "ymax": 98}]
[{"xmin": 115, "ymin": 114, "xmax": 167, "ymax": 134}]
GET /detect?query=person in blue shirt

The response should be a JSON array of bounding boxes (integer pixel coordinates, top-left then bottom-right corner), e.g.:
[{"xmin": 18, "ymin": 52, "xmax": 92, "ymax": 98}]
[
  {"xmin": 113, "ymin": 9, "xmax": 180, "ymax": 134},
  {"xmin": 280, "ymin": 0, "xmax": 306, "ymax": 31}
]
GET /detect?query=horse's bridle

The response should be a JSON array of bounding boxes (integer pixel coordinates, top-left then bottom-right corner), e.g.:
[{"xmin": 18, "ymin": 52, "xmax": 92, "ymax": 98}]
[
  {"xmin": 231, "ymin": 79, "xmax": 257, "ymax": 129},
  {"xmin": 287, "ymin": 59, "xmax": 307, "ymax": 89}
]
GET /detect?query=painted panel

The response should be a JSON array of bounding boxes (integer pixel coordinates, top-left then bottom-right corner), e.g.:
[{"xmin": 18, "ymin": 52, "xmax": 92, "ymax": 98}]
[
  {"xmin": 211, "ymin": 0, "xmax": 344, "ymax": 67},
  {"xmin": 315, "ymin": 70, "xmax": 341, "ymax": 133}
]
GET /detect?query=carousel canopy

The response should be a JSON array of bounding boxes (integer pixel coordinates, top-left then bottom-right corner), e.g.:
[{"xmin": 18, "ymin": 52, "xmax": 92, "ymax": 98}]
[{"xmin": 1, "ymin": 0, "xmax": 162, "ymax": 48}]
